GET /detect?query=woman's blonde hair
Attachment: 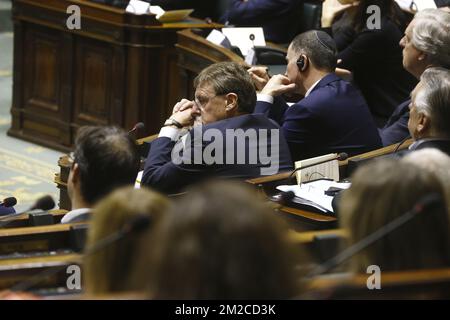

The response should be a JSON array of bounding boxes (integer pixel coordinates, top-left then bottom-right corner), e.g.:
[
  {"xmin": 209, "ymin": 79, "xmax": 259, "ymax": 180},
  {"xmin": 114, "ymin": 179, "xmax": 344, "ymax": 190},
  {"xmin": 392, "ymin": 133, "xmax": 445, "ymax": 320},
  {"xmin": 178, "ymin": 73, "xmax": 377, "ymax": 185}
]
[
  {"xmin": 146, "ymin": 180, "xmax": 305, "ymax": 299},
  {"xmin": 340, "ymin": 158, "xmax": 450, "ymax": 273},
  {"xmin": 83, "ymin": 186, "xmax": 169, "ymax": 295}
]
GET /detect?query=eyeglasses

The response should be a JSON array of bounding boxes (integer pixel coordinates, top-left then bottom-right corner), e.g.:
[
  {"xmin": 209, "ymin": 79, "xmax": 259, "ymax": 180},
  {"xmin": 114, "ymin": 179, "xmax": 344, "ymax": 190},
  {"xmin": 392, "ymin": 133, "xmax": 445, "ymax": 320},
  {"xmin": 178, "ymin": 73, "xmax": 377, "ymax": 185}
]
[
  {"xmin": 194, "ymin": 95, "xmax": 217, "ymax": 108},
  {"xmin": 194, "ymin": 93, "xmax": 226, "ymax": 108}
]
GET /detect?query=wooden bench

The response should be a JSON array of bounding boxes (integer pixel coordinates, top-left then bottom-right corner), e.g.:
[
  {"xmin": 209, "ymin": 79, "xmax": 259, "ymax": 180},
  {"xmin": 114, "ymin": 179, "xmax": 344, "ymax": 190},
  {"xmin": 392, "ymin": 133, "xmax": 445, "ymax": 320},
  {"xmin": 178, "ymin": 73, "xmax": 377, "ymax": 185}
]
[
  {"xmin": 0, "ymin": 210, "xmax": 67, "ymax": 229},
  {"xmin": 0, "ymin": 223, "xmax": 88, "ymax": 256},
  {"xmin": 247, "ymin": 140, "xmax": 413, "ymax": 229},
  {"xmin": 307, "ymin": 267, "xmax": 450, "ymax": 299},
  {"xmin": 0, "ymin": 253, "xmax": 81, "ymax": 292}
]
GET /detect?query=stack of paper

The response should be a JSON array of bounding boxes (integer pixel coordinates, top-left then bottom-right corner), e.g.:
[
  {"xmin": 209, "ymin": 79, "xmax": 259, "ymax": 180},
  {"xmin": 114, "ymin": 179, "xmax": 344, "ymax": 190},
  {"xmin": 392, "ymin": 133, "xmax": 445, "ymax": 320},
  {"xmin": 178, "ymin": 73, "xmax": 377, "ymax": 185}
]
[
  {"xmin": 126, "ymin": 1, "xmax": 193, "ymax": 22},
  {"xmin": 277, "ymin": 180, "xmax": 351, "ymax": 213}
]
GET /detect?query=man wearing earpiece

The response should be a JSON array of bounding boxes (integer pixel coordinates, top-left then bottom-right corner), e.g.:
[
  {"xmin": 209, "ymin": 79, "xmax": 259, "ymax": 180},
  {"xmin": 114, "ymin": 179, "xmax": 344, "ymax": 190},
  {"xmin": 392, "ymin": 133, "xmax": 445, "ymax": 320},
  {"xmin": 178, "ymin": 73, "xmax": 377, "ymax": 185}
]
[{"xmin": 251, "ymin": 30, "xmax": 382, "ymax": 161}]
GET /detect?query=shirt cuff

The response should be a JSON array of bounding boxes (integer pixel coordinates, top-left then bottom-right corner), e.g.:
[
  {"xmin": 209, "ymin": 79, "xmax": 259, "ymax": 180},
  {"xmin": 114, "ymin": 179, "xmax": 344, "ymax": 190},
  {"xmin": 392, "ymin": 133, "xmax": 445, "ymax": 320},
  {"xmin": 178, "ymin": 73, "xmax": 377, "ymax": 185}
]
[
  {"xmin": 257, "ymin": 94, "xmax": 274, "ymax": 104},
  {"xmin": 159, "ymin": 126, "xmax": 181, "ymax": 141}
]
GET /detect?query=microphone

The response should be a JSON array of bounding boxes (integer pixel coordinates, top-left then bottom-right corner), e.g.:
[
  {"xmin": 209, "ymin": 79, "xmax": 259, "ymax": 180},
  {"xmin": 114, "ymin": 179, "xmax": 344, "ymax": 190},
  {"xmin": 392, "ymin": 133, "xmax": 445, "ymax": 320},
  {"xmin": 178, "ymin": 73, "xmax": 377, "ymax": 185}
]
[
  {"xmin": 29, "ymin": 195, "xmax": 55, "ymax": 211},
  {"xmin": 0, "ymin": 197, "xmax": 17, "ymax": 208},
  {"xmin": 249, "ymin": 33, "xmax": 255, "ymax": 48},
  {"xmin": 289, "ymin": 152, "xmax": 348, "ymax": 179},
  {"xmin": 128, "ymin": 122, "xmax": 145, "ymax": 136},
  {"xmin": 9, "ymin": 214, "xmax": 152, "ymax": 293},
  {"xmin": 307, "ymin": 193, "xmax": 443, "ymax": 277},
  {"xmin": 0, "ymin": 195, "xmax": 55, "ymax": 227}
]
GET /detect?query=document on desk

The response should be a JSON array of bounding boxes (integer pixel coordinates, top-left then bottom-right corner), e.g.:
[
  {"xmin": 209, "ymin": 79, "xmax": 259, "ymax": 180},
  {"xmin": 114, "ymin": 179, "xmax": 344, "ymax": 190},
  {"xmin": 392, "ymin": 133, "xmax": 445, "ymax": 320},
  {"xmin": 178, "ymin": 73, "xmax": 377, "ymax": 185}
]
[
  {"xmin": 395, "ymin": 0, "xmax": 436, "ymax": 10},
  {"xmin": 294, "ymin": 153, "xmax": 340, "ymax": 184},
  {"xmin": 277, "ymin": 180, "xmax": 351, "ymax": 213},
  {"xmin": 221, "ymin": 27, "xmax": 266, "ymax": 57}
]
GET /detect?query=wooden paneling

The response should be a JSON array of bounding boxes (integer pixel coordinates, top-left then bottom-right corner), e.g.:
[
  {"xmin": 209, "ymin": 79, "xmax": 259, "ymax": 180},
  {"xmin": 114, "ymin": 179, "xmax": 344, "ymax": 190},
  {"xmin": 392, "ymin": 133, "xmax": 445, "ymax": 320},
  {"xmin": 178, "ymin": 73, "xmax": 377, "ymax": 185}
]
[
  {"xmin": 9, "ymin": 0, "xmax": 220, "ymax": 151},
  {"xmin": 74, "ymin": 39, "xmax": 113, "ymax": 126}
]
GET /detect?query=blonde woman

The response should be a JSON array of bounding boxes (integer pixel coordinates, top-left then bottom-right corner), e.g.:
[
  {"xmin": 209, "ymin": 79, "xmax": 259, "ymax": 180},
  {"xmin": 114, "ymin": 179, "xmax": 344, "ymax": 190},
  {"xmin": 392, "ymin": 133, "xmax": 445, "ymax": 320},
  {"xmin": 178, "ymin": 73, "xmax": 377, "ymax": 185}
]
[{"xmin": 83, "ymin": 187, "xmax": 169, "ymax": 295}]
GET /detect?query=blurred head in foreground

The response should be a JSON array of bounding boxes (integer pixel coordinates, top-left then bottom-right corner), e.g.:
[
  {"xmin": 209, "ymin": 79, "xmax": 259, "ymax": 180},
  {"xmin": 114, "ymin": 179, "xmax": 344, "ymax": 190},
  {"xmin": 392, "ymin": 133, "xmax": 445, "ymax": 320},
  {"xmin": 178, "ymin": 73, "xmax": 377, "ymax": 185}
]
[
  {"xmin": 141, "ymin": 180, "xmax": 304, "ymax": 299},
  {"xmin": 340, "ymin": 159, "xmax": 450, "ymax": 273},
  {"xmin": 84, "ymin": 187, "xmax": 169, "ymax": 295}
]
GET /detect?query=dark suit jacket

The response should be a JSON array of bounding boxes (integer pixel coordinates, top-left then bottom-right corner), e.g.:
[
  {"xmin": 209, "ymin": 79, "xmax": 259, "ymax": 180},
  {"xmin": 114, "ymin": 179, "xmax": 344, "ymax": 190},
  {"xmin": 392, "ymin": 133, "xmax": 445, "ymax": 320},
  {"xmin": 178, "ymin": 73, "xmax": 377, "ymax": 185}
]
[
  {"xmin": 141, "ymin": 114, "xmax": 293, "ymax": 194},
  {"xmin": 379, "ymin": 99, "xmax": 411, "ymax": 146},
  {"xmin": 409, "ymin": 139, "xmax": 450, "ymax": 156},
  {"xmin": 221, "ymin": 0, "xmax": 302, "ymax": 43},
  {"xmin": 331, "ymin": 15, "xmax": 417, "ymax": 125},
  {"xmin": 0, "ymin": 206, "xmax": 15, "ymax": 216},
  {"xmin": 254, "ymin": 73, "xmax": 382, "ymax": 161}
]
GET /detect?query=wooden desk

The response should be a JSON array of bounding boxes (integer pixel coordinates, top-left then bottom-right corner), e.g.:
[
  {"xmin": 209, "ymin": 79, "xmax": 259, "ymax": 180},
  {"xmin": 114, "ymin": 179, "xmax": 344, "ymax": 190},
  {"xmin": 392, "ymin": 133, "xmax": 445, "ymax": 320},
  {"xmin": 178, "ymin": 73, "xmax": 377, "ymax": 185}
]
[
  {"xmin": 8, "ymin": 0, "xmax": 219, "ymax": 151},
  {"xmin": 0, "ymin": 223, "xmax": 87, "ymax": 255},
  {"xmin": 176, "ymin": 29, "xmax": 245, "ymax": 99},
  {"xmin": 247, "ymin": 140, "xmax": 413, "ymax": 228},
  {"xmin": 0, "ymin": 210, "xmax": 67, "ymax": 229},
  {"xmin": 0, "ymin": 253, "xmax": 81, "ymax": 291},
  {"xmin": 308, "ymin": 268, "xmax": 450, "ymax": 299},
  {"xmin": 288, "ymin": 229, "xmax": 347, "ymax": 244}
]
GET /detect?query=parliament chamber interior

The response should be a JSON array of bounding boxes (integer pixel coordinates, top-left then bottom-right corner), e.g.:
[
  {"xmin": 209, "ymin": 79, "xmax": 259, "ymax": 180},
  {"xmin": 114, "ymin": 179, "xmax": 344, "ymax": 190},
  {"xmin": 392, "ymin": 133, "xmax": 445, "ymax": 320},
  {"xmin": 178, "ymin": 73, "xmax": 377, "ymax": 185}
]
[{"xmin": 0, "ymin": 0, "xmax": 449, "ymax": 304}]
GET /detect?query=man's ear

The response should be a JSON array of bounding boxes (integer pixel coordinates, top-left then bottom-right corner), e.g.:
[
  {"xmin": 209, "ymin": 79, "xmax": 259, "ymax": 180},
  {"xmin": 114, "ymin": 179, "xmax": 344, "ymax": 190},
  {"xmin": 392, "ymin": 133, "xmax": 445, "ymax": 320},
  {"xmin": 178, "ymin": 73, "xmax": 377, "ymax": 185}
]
[
  {"xmin": 417, "ymin": 51, "xmax": 427, "ymax": 63},
  {"xmin": 416, "ymin": 113, "xmax": 430, "ymax": 135},
  {"xmin": 225, "ymin": 93, "xmax": 238, "ymax": 112},
  {"xmin": 70, "ymin": 163, "xmax": 80, "ymax": 184}
]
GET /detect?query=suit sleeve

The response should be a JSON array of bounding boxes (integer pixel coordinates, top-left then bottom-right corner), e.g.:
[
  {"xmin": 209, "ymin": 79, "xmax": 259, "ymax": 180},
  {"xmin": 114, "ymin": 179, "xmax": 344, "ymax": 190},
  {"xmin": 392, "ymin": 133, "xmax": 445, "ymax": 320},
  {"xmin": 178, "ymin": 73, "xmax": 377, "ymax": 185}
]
[
  {"xmin": 278, "ymin": 102, "xmax": 318, "ymax": 155},
  {"xmin": 254, "ymin": 96, "xmax": 289, "ymax": 125},
  {"xmin": 141, "ymin": 135, "xmax": 210, "ymax": 194},
  {"xmin": 379, "ymin": 110, "xmax": 410, "ymax": 146},
  {"xmin": 223, "ymin": 0, "xmax": 287, "ymax": 25}
]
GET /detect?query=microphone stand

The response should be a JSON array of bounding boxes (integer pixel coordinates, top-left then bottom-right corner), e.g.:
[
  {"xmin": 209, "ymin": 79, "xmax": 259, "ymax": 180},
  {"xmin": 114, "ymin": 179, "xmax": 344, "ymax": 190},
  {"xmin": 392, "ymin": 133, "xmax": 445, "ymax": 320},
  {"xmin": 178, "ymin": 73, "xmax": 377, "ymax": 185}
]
[{"xmin": 306, "ymin": 194, "xmax": 442, "ymax": 277}]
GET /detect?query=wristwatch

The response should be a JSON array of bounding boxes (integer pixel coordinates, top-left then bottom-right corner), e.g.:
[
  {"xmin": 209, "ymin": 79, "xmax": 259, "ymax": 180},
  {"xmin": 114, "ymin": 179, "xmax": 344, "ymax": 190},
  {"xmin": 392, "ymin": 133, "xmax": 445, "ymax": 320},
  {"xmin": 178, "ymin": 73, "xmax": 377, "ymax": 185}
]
[{"xmin": 163, "ymin": 118, "xmax": 183, "ymax": 129}]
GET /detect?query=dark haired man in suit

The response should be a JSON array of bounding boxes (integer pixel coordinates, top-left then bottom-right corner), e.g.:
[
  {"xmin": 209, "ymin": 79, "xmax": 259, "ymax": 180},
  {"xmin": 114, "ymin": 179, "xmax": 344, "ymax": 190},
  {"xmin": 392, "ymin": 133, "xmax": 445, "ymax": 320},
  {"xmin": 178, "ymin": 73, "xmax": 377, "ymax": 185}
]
[
  {"xmin": 251, "ymin": 30, "xmax": 381, "ymax": 161},
  {"xmin": 62, "ymin": 126, "xmax": 140, "ymax": 223},
  {"xmin": 141, "ymin": 62, "xmax": 293, "ymax": 195}
]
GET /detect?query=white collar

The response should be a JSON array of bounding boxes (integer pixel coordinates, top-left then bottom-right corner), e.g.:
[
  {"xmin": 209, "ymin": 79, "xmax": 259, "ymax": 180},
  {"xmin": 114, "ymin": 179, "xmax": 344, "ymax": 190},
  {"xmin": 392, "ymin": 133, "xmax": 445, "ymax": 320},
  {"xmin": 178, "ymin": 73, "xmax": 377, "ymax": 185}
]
[
  {"xmin": 305, "ymin": 77, "xmax": 323, "ymax": 97},
  {"xmin": 61, "ymin": 208, "xmax": 90, "ymax": 224}
]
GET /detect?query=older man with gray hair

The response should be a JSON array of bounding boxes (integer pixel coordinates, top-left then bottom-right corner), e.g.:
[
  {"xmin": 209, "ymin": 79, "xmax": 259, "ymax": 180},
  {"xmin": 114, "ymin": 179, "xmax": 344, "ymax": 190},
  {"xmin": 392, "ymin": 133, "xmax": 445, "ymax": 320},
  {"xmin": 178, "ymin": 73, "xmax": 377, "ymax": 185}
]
[
  {"xmin": 380, "ymin": 9, "xmax": 450, "ymax": 146},
  {"xmin": 406, "ymin": 67, "xmax": 450, "ymax": 155},
  {"xmin": 402, "ymin": 148, "xmax": 450, "ymax": 211}
]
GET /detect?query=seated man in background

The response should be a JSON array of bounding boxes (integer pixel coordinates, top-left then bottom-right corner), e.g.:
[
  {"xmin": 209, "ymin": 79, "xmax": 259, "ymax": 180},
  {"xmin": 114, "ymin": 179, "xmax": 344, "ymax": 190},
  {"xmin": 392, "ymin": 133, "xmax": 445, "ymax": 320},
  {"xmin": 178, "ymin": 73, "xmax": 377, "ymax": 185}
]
[
  {"xmin": 406, "ymin": 67, "xmax": 450, "ymax": 155},
  {"xmin": 62, "ymin": 126, "xmax": 140, "ymax": 224},
  {"xmin": 252, "ymin": 30, "xmax": 381, "ymax": 161},
  {"xmin": 380, "ymin": 9, "xmax": 450, "ymax": 146},
  {"xmin": 138, "ymin": 181, "xmax": 305, "ymax": 299},
  {"xmin": 221, "ymin": 0, "xmax": 303, "ymax": 44},
  {"xmin": 0, "ymin": 201, "xmax": 15, "ymax": 216},
  {"xmin": 141, "ymin": 62, "xmax": 293, "ymax": 195},
  {"xmin": 340, "ymin": 159, "xmax": 450, "ymax": 280}
]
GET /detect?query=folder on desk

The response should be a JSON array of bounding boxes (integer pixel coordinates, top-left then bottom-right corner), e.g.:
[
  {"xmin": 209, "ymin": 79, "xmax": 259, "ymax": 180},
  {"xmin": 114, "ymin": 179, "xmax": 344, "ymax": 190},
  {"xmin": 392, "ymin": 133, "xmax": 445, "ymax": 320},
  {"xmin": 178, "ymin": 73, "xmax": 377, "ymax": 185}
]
[{"xmin": 277, "ymin": 180, "xmax": 351, "ymax": 214}]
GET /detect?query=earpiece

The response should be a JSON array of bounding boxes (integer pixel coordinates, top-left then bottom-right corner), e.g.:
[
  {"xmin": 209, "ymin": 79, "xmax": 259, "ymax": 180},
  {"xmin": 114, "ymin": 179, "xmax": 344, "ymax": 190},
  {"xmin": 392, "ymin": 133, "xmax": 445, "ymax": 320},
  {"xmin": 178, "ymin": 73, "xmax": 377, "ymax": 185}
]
[{"xmin": 297, "ymin": 56, "xmax": 306, "ymax": 71}]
